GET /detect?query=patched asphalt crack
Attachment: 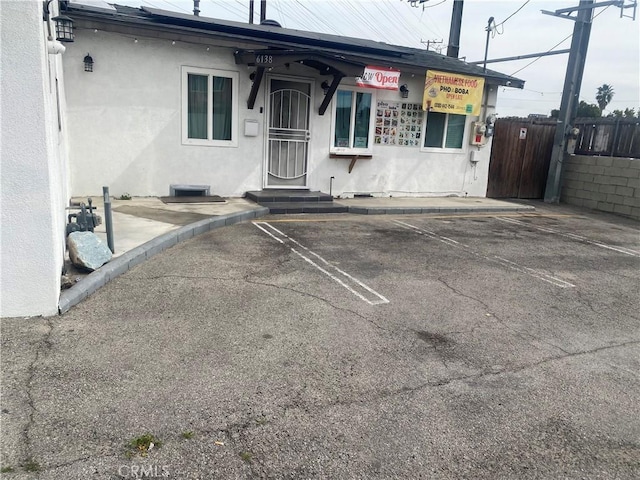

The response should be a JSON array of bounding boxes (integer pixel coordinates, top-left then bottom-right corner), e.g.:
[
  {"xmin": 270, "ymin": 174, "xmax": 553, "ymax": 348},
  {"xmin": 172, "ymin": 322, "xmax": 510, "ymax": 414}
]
[
  {"xmin": 22, "ymin": 317, "xmax": 55, "ymax": 469},
  {"xmin": 379, "ymin": 338, "xmax": 640, "ymax": 401},
  {"xmin": 204, "ymin": 338, "xmax": 640, "ymax": 435},
  {"xmin": 125, "ymin": 273, "xmax": 394, "ymax": 335},
  {"xmin": 436, "ymin": 275, "xmax": 571, "ymax": 355}
]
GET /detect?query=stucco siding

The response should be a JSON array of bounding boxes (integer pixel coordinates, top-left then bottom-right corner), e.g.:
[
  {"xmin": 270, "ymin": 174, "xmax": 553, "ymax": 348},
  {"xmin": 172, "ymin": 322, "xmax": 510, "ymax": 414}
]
[
  {"xmin": 1, "ymin": 1, "xmax": 69, "ymax": 317},
  {"xmin": 64, "ymin": 29, "xmax": 496, "ymax": 198}
]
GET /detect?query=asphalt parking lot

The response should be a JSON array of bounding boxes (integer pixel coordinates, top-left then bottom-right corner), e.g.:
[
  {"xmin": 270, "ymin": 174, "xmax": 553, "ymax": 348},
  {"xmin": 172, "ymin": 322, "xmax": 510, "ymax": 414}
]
[{"xmin": 2, "ymin": 204, "xmax": 639, "ymax": 479}]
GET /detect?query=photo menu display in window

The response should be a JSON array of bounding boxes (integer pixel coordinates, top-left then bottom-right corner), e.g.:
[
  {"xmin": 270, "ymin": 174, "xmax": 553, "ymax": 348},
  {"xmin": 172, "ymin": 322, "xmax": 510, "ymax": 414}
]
[{"xmin": 374, "ymin": 101, "xmax": 423, "ymax": 147}]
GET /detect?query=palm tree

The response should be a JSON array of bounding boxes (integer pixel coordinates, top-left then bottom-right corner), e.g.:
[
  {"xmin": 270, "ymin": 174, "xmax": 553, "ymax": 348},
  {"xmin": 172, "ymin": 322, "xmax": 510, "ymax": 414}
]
[{"xmin": 596, "ymin": 84, "xmax": 614, "ymax": 114}]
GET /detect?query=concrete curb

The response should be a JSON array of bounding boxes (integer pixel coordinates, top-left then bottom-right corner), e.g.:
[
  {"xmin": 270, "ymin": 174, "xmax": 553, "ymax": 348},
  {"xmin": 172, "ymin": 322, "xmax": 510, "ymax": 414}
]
[
  {"xmin": 59, "ymin": 207, "xmax": 269, "ymax": 314},
  {"xmin": 346, "ymin": 204, "xmax": 536, "ymax": 215}
]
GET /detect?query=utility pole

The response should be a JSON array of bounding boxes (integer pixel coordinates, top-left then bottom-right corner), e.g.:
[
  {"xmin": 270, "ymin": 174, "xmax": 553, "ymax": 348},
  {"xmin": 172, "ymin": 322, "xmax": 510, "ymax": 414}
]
[
  {"xmin": 406, "ymin": 0, "xmax": 464, "ymax": 57},
  {"xmin": 249, "ymin": 0, "xmax": 254, "ymax": 24},
  {"xmin": 543, "ymin": 0, "xmax": 636, "ymax": 202},
  {"xmin": 447, "ymin": 0, "xmax": 464, "ymax": 57},
  {"xmin": 260, "ymin": 0, "xmax": 266, "ymax": 23},
  {"xmin": 482, "ymin": 17, "xmax": 494, "ymax": 72},
  {"xmin": 421, "ymin": 38, "xmax": 443, "ymax": 52},
  {"xmin": 544, "ymin": 0, "xmax": 594, "ymax": 203}
]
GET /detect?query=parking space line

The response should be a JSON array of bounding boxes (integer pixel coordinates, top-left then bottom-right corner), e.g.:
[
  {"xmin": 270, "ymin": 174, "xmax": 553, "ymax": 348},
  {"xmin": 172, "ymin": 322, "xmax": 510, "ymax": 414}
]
[
  {"xmin": 252, "ymin": 222, "xmax": 390, "ymax": 305},
  {"xmin": 495, "ymin": 217, "xmax": 640, "ymax": 257},
  {"xmin": 392, "ymin": 220, "xmax": 576, "ymax": 289}
]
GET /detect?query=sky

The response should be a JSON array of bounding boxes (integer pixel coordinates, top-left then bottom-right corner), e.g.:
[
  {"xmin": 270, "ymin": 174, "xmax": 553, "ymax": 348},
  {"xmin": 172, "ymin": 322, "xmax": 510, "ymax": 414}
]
[{"xmin": 86, "ymin": 0, "xmax": 640, "ymax": 117}]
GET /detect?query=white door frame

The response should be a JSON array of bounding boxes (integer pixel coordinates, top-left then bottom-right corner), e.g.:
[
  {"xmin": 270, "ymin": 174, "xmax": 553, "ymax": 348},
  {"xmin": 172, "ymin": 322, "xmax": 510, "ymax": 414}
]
[{"xmin": 263, "ymin": 74, "xmax": 315, "ymax": 189}]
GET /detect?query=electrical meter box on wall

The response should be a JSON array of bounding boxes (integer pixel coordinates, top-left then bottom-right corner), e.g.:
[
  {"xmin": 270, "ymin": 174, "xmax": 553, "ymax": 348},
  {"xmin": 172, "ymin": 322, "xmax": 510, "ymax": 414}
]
[{"xmin": 470, "ymin": 122, "xmax": 487, "ymax": 146}]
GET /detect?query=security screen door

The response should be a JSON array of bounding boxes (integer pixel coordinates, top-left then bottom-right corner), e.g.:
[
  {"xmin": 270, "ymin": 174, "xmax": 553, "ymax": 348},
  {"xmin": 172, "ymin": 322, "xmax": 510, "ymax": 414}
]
[{"xmin": 266, "ymin": 78, "xmax": 311, "ymax": 188}]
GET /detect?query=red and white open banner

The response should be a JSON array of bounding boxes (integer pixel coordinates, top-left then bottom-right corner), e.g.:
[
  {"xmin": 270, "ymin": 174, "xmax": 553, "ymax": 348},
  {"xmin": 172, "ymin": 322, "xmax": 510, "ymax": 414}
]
[{"xmin": 355, "ymin": 66, "xmax": 400, "ymax": 90}]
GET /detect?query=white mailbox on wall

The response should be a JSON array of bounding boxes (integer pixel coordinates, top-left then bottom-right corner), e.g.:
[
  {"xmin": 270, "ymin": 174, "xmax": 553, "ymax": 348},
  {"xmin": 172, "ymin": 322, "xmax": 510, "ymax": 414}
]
[{"xmin": 244, "ymin": 119, "xmax": 259, "ymax": 137}]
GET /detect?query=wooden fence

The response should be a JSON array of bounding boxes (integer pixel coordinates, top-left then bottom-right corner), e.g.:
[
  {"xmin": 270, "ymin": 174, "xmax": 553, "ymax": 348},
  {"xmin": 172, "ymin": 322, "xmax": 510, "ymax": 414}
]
[
  {"xmin": 487, "ymin": 118, "xmax": 556, "ymax": 199},
  {"xmin": 573, "ymin": 118, "xmax": 640, "ymax": 158}
]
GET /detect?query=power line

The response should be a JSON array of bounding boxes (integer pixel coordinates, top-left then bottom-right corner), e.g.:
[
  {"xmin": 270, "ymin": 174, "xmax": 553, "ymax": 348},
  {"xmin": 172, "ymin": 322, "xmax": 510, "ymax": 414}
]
[
  {"xmin": 274, "ymin": 0, "xmax": 286, "ymax": 27},
  {"xmin": 407, "ymin": 0, "xmax": 447, "ymax": 40},
  {"xmin": 373, "ymin": 0, "xmax": 416, "ymax": 45},
  {"xmin": 495, "ymin": 0, "xmax": 530, "ymax": 28},
  {"xmin": 208, "ymin": 0, "xmax": 246, "ymax": 20},
  {"xmin": 160, "ymin": 0, "xmax": 190, "ymax": 14},
  {"xmin": 293, "ymin": 0, "xmax": 342, "ymax": 35},
  {"xmin": 510, "ymin": 5, "xmax": 612, "ymax": 77},
  {"xmin": 341, "ymin": 1, "xmax": 389, "ymax": 41}
]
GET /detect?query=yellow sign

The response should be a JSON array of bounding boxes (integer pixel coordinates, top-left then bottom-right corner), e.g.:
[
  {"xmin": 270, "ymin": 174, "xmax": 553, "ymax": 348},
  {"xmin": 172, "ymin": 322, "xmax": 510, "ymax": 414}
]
[{"xmin": 423, "ymin": 70, "xmax": 485, "ymax": 116}]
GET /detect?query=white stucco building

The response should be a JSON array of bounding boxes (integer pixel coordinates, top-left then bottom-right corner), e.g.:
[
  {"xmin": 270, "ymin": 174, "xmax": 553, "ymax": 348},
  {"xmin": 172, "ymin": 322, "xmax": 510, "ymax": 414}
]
[
  {"xmin": 62, "ymin": 4, "xmax": 523, "ymax": 200},
  {"xmin": 0, "ymin": 1, "xmax": 523, "ymax": 317},
  {"xmin": 0, "ymin": 1, "xmax": 71, "ymax": 317}
]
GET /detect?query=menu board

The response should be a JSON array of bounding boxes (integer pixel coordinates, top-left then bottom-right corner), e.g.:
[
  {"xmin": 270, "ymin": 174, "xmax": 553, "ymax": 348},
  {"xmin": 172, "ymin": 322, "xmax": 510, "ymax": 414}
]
[{"xmin": 374, "ymin": 101, "xmax": 424, "ymax": 147}]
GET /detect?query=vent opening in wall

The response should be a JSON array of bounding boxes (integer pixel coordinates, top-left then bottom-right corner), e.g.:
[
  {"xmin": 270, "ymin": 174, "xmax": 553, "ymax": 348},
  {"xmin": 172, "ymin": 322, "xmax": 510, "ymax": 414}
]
[{"xmin": 170, "ymin": 184, "xmax": 211, "ymax": 197}]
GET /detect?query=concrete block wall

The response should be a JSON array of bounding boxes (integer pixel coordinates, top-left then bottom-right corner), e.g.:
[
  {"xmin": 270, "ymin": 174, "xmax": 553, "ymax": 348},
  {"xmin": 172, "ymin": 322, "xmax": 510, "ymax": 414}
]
[{"xmin": 561, "ymin": 155, "xmax": 640, "ymax": 220}]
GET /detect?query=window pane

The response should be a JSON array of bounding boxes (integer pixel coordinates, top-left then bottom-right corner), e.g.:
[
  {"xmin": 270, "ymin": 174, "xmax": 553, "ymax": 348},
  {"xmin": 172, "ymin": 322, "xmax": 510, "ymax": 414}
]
[
  {"xmin": 334, "ymin": 90, "xmax": 352, "ymax": 147},
  {"xmin": 424, "ymin": 112, "xmax": 446, "ymax": 147},
  {"xmin": 212, "ymin": 76, "xmax": 232, "ymax": 141},
  {"xmin": 353, "ymin": 92, "xmax": 371, "ymax": 148},
  {"xmin": 187, "ymin": 74, "xmax": 208, "ymax": 139},
  {"xmin": 444, "ymin": 114, "xmax": 466, "ymax": 148}
]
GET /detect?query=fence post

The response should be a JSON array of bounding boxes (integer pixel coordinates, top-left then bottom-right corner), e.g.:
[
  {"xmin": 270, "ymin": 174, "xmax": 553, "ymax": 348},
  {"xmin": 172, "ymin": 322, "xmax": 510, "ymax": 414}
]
[{"xmin": 609, "ymin": 117, "xmax": 621, "ymax": 157}]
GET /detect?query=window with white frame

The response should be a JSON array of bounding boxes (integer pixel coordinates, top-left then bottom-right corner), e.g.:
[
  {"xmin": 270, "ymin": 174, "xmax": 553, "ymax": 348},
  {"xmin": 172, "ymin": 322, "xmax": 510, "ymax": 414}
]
[
  {"xmin": 330, "ymin": 88, "xmax": 375, "ymax": 154},
  {"xmin": 182, "ymin": 67, "xmax": 238, "ymax": 146},
  {"xmin": 422, "ymin": 111, "xmax": 467, "ymax": 150}
]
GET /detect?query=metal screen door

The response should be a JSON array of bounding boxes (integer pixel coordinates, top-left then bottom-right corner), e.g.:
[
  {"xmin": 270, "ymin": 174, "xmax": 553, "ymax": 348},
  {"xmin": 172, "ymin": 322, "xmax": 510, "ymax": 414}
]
[{"xmin": 266, "ymin": 79, "xmax": 311, "ymax": 188}]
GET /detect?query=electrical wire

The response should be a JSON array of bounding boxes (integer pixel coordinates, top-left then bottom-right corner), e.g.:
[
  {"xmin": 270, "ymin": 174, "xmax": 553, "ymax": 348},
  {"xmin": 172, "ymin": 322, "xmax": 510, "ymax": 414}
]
[
  {"xmin": 293, "ymin": 0, "xmax": 342, "ymax": 35},
  {"xmin": 341, "ymin": 1, "xmax": 388, "ymax": 41},
  {"xmin": 407, "ymin": 0, "xmax": 446, "ymax": 40},
  {"xmin": 422, "ymin": 0, "xmax": 448, "ymax": 10},
  {"xmin": 160, "ymin": 0, "xmax": 190, "ymax": 14},
  {"xmin": 510, "ymin": 5, "xmax": 612, "ymax": 76},
  {"xmin": 373, "ymin": 0, "xmax": 417, "ymax": 46},
  {"xmin": 233, "ymin": 0, "xmax": 251, "ymax": 22},
  {"xmin": 274, "ymin": 0, "xmax": 286, "ymax": 27},
  {"xmin": 208, "ymin": 0, "xmax": 246, "ymax": 21},
  {"xmin": 494, "ymin": 0, "xmax": 530, "ymax": 29},
  {"xmin": 277, "ymin": 1, "xmax": 324, "ymax": 32},
  {"xmin": 141, "ymin": 0, "xmax": 164, "ymax": 10}
]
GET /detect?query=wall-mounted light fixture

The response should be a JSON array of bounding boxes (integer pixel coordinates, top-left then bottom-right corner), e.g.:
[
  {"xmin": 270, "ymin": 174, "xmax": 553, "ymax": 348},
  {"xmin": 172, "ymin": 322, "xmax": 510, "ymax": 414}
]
[
  {"xmin": 43, "ymin": 1, "xmax": 74, "ymax": 43},
  {"xmin": 83, "ymin": 53, "xmax": 94, "ymax": 72},
  {"xmin": 321, "ymin": 81, "xmax": 330, "ymax": 95},
  {"xmin": 400, "ymin": 84, "xmax": 409, "ymax": 99}
]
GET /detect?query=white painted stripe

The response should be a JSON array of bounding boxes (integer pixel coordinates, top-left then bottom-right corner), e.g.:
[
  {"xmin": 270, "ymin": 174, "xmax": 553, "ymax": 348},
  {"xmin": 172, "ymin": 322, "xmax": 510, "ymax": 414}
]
[
  {"xmin": 495, "ymin": 216, "xmax": 640, "ymax": 257},
  {"xmin": 252, "ymin": 222, "xmax": 285, "ymax": 244},
  {"xmin": 290, "ymin": 248, "xmax": 380, "ymax": 305},
  {"xmin": 252, "ymin": 222, "xmax": 389, "ymax": 305},
  {"xmin": 492, "ymin": 256, "xmax": 576, "ymax": 288},
  {"xmin": 262, "ymin": 223, "xmax": 390, "ymax": 304},
  {"xmin": 392, "ymin": 219, "xmax": 575, "ymax": 289}
]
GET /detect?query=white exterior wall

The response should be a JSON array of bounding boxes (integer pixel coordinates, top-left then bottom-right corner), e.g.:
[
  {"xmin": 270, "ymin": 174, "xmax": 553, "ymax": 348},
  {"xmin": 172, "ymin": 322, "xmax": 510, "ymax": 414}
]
[
  {"xmin": 64, "ymin": 29, "xmax": 497, "ymax": 198},
  {"xmin": 1, "ymin": 1, "xmax": 70, "ymax": 317},
  {"xmin": 64, "ymin": 30, "xmax": 265, "ymax": 198}
]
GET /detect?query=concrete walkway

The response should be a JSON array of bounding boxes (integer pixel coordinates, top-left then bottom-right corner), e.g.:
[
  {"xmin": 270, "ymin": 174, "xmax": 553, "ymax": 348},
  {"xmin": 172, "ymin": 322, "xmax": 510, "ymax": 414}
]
[
  {"xmin": 77, "ymin": 195, "xmax": 533, "ymax": 258},
  {"xmin": 60, "ymin": 195, "xmax": 532, "ymax": 313}
]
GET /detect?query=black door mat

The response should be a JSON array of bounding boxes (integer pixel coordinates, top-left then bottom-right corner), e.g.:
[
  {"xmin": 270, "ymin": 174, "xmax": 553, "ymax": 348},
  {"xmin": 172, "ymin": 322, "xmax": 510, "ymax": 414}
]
[{"xmin": 160, "ymin": 195, "xmax": 226, "ymax": 204}]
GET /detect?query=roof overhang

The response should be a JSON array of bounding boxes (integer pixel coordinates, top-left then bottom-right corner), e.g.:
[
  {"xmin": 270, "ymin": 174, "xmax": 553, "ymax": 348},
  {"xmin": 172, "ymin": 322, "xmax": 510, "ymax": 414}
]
[{"xmin": 234, "ymin": 48, "xmax": 367, "ymax": 113}]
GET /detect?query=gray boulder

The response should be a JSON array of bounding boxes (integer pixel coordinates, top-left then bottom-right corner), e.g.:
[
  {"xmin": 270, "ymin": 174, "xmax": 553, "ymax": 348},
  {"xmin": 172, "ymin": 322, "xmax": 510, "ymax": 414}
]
[{"xmin": 67, "ymin": 231, "xmax": 112, "ymax": 271}]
